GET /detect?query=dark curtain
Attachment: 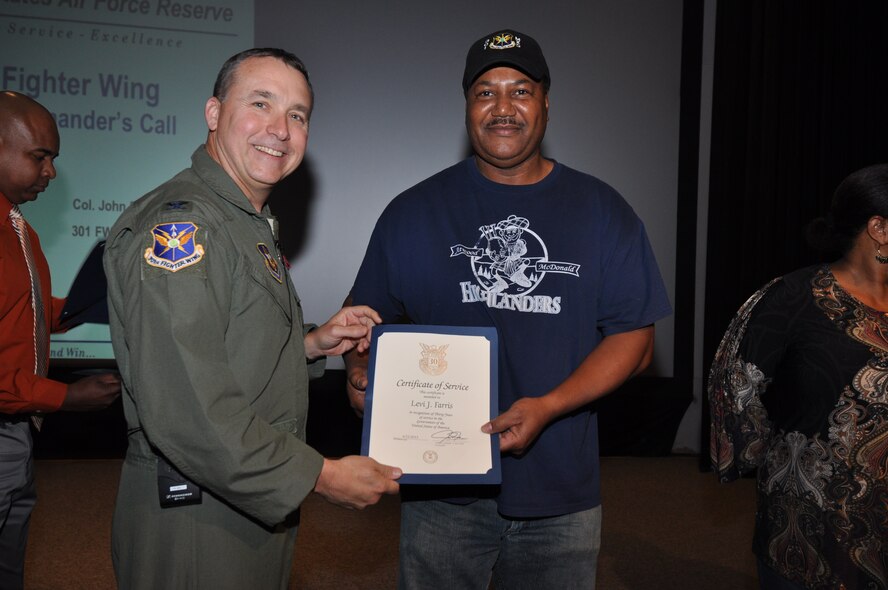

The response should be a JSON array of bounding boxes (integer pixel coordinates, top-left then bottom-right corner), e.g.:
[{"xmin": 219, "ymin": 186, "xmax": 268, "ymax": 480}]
[{"xmin": 701, "ymin": 0, "xmax": 888, "ymax": 460}]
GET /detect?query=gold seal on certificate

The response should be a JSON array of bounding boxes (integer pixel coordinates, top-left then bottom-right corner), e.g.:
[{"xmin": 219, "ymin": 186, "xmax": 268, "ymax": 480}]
[{"xmin": 361, "ymin": 325, "xmax": 501, "ymax": 484}]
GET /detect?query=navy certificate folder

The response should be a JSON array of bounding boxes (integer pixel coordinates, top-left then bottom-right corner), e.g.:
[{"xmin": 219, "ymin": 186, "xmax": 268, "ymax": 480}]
[{"xmin": 360, "ymin": 324, "xmax": 501, "ymax": 485}]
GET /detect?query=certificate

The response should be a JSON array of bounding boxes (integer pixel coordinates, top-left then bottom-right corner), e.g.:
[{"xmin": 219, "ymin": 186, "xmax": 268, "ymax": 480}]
[{"xmin": 361, "ymin": 325, "xmax": 501, "ymax": 485}]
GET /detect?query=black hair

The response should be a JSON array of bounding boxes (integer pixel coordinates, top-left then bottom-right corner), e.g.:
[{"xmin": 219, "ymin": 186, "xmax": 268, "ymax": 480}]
[
  {"xmin": 807, "ymin": 163, "xmax": 888, "ymax": 255},
  {"xmin": 212, "ymin": 48, "xmax": 313, "ymax": 104}
]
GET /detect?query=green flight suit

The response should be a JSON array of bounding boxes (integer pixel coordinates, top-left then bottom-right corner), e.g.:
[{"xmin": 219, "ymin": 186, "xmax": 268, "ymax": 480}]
[{"xmin": 104, "ymin": 146, "xmax": 325, "ymax": 589}]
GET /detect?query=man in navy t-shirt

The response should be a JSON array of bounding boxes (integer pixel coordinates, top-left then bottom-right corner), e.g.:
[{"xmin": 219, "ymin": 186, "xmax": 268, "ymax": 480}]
[{"xmin": 345, "ymin": 29, "xmax": 672, "ymax": 589}]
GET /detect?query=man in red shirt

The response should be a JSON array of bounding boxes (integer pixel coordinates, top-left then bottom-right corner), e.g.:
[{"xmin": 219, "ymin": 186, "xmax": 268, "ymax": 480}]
[{"xmin": 0, "ymin": 91, "xmax": 121, "ymax": 590}]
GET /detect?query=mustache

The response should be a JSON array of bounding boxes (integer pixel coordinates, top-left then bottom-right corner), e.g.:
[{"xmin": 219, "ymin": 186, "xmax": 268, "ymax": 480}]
[{"xmin": 487, "ymin": 116, "xmax": 520, "ymax": 128}]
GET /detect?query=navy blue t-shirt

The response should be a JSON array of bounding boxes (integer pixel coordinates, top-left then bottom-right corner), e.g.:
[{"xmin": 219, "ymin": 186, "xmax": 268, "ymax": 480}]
[{"xmin": 351, "ymin": 158, "xmax": 671, "ymax": 517}]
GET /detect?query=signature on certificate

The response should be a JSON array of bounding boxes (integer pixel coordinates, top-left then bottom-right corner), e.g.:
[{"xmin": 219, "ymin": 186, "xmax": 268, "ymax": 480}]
[{"xmin": 431, "ymin": 429, "xmax": 466, "ymax": 445}]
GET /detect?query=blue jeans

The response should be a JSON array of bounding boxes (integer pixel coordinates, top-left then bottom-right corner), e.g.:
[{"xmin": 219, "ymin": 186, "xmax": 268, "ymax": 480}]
[{"xmin": 398, "ymin": 498, "xmax": 601, "ymax": 590}]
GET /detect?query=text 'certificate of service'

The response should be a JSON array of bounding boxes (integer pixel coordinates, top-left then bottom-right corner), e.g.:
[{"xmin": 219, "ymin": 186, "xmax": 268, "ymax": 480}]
[{"xmin": 361, "ymin": 325, "xmax": 501, "ymax": 484}]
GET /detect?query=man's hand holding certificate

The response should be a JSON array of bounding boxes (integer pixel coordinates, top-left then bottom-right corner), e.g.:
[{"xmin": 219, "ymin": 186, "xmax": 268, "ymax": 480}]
[{"xmin": 360, "ymin": 325, "xmax": 501, "ymax": 484}]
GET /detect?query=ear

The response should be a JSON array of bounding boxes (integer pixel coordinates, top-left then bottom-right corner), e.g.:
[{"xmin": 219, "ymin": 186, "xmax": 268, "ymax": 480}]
[
  {"xmin": 205, "ymin": 97, "xmax": 221, "ymax": 132},
  {"xmin": 867, "ymin": 216, "xmax": 888, "ymax": 245}
]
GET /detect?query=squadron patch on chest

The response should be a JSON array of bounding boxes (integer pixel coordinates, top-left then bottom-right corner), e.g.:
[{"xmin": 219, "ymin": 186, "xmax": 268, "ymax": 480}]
[
  {"xmin": 257, "ymin": 243, "xmax": 283, "ymax": 283},
  {"xmin": 144, "ymin": 222, "xmax": 205, "ymax": 272}
]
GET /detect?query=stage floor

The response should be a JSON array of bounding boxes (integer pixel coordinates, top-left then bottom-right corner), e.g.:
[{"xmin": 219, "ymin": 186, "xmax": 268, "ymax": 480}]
[{"xmin": 25, "ymin": 455, "xmax": 756, "ymax": 589}]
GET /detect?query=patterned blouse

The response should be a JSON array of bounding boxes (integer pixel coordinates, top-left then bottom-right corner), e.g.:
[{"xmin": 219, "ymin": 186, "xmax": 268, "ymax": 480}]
[{"xmin": 709, "ymin": 265, "xmax": 888, "ymax": 589}]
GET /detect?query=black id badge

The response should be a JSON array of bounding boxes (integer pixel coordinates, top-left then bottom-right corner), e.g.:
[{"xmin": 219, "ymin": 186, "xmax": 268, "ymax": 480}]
[{"xmin": 157, "ymin": 456, "xmax": 202, "ymax": 508}]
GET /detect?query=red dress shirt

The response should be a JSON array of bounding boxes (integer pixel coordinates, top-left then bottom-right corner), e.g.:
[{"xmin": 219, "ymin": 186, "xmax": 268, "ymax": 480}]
[{"xmin": 0, "ymin": 195, "xmax": 67, "ymax": 413}]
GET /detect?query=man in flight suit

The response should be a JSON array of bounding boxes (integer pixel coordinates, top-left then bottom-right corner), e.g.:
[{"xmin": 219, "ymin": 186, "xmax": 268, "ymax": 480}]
[{"xmin": 104, "ymin": 48, "xmax": 401, "ymax": 589}]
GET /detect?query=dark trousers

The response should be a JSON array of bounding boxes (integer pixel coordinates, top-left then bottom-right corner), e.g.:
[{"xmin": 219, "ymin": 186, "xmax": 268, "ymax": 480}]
[{"xmin": 0, "ymin": 419, "xmax": 35, "ymax": 590}]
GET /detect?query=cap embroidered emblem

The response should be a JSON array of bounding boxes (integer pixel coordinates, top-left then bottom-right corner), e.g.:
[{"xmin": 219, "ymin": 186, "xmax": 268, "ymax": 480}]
[
  {"xmin": 144, "ymin": 222, "xmax": 205, "ymax": 272},
  {"xmin": 486, "ymin": 33, "xmax": 520, "ymax": 51}
]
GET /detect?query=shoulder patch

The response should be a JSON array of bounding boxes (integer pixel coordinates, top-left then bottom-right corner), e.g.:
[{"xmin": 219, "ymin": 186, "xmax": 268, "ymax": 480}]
[{"xmin": 144, "ymin": 222, "xmax": 205, "ymax": 272}]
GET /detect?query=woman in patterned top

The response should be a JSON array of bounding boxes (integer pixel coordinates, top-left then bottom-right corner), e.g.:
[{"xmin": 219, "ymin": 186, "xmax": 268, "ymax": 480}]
[{"xmin": 709, "ymin": 164, "xmax": 888, "ymax": 590}]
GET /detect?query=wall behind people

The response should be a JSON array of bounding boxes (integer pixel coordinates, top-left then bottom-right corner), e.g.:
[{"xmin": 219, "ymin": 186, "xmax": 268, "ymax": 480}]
[
  {"xmin": 256, "ymin": 0, "xmax": 683, "ymax": 380},
  {"xmin": 4, "ymin": 1, "xmax": 692, "ymax": 451}
]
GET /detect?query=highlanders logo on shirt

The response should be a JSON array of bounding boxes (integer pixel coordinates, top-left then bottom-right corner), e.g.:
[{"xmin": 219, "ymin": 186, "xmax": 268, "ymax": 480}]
[
  {"xmin": 449, "ymin": 214, "xmax": 580, "ymax": 315},
  {"xmin": 144, "ymin": 222, "xmax": 204, "ymax": 272}
]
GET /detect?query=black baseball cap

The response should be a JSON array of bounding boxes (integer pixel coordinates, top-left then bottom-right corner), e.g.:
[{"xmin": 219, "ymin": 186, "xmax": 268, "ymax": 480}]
[{"xmin": 462, "ymin": 29, "xmax": 550, "ymax": 93}]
